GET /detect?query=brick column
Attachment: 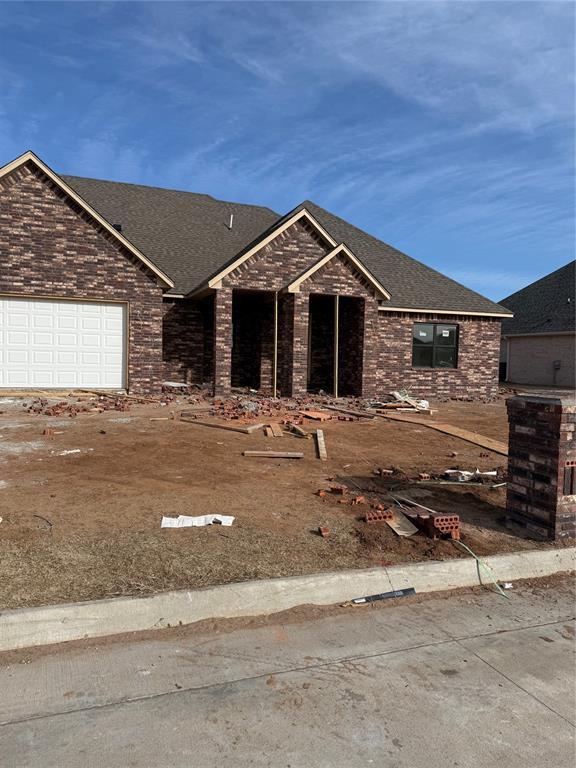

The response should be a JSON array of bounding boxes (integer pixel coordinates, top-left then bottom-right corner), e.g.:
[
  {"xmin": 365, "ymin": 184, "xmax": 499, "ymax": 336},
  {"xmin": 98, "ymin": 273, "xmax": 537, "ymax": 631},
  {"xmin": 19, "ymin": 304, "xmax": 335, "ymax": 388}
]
[
  {"xmin": 291, "ymin": 293, "xmax": 310, "ymax": 396},
  {"xmin": 506, "ymin": 395, "xmax": 576, "ymax": 540},
  {"xmin": 361, "ymin": 299, "xmax": 380, "ymax": 398},
  {"xmin": 259, "ymin": 299, "xmax": 274, "ymax": 395},
  {"xmin": 213, "ymin": 287, "xmax": 233, "ymax": 397}
]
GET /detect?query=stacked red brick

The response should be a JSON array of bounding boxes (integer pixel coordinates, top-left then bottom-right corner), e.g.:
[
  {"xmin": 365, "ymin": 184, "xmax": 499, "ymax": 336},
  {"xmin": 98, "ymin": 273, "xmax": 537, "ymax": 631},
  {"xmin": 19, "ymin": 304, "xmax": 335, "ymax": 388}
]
[{"xmin": 506, "ymin": 395, "xmax": 576, "ymax": 540}]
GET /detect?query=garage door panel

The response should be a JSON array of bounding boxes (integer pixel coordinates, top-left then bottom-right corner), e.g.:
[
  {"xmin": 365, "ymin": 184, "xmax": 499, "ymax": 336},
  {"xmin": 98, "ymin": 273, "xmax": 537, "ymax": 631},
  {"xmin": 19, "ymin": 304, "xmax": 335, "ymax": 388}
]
[
  {"xmin": 57, "ymin": 316, "xmax": 78, "ymax": 330},
  {"xmin": 7, "ymin": 350, "xmax": 28, "ymax": 364},
  {"xmin": 7, "ymin": 331, "xmax": 28, "ymax": 345},
  {"xmin": 33, "ymin": 350, "xmax": 53, "ymax": 364},
  {"xmin": 0, "ymin": 298, "xmax": 126, "ymax": 389}
]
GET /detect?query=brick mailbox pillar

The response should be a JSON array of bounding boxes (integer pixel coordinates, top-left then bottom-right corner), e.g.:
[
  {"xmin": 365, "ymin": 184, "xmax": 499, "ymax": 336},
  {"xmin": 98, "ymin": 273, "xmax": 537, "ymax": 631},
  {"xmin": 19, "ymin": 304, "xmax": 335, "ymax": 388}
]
[{"xmin": 506, "ymin": 395, "xmax": 576, "ymax": 540}]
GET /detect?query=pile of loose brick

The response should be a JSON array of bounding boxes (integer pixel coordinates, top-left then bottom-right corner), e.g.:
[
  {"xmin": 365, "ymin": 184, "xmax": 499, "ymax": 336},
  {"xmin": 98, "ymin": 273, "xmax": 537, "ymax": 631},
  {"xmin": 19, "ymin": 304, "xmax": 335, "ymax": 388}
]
[
  {"xmin": 402, "ymin": 505, "xmax": 461, "ymax": 540},
  {"xmin": 24, "ymin": 393, "xmax": 176, "ymax": 417}
]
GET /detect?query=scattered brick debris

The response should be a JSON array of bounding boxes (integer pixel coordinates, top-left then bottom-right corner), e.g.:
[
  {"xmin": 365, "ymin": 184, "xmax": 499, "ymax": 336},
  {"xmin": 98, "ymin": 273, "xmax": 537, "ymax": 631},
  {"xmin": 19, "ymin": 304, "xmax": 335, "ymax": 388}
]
[
  {"xmin": 365, "ymin": 508, "xmax": 394, "ymax": 524},
  {"xmin": 351, "ymin": 495, "xmax": 366, "ymax": 505},
  {"xmin": 318, "ymin": 526, "xmax": 330, "ymax": 538}
]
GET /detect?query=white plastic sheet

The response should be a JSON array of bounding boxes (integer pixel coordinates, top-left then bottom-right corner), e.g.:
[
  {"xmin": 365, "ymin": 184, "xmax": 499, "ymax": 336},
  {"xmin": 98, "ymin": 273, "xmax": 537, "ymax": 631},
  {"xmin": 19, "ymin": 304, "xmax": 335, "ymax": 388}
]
[{"xmin": 161, "ymin": 514, "xmax": 235, "ymax": 528}]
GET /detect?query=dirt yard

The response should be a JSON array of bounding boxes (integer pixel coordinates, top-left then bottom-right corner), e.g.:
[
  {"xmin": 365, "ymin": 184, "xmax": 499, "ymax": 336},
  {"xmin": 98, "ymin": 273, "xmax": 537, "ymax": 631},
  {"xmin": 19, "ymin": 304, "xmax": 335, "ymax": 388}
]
[{"xmin": 0, "ymin": 392, "xmax": 566, "ymax": 609}]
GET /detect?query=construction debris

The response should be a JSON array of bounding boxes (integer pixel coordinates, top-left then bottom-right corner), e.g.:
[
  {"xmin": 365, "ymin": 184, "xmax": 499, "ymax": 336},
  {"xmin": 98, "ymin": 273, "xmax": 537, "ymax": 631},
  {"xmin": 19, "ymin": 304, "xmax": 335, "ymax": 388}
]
[
  {"xmin": 365, "ymin": 507, "xmax": 394, "ymax": 524},
  {"xmin": 161, "ymin": 514, "xmax": 235, "ymax": 528},
  {"xmin": 180, "ymin": 419, "xmax": 265, "ymax": 434},
  {"xmin": 299, "ymin": 409, "xmax": 332, "ymax": 421},
  {"xmin": 323, "ymin": 405, "xmax": 375, "ymax": 420},
  {"xmin": 393, "ymin": 496, "xmax": 461, "ymax": 541},
  {"xmin": 351, "ymin": 587, "xmax": 416, "ymax": 605},
  {"xmin": 242, "ymin": 450, "xmax": 304, "ymax": 459},
  {"xmin": 318, "ymin": 526, "xmax": 330, "ymax": 538},
  {"xmin": 285, "ymin": 422, "xmax": 309, "ymax": 438},
  {"xmin": 385, "ymin": 509, "xmax": 419, "ymax": 537},
  {"xmin": 444, "ymin": 468, "xmax": 498, "ymax": 483},
  {"xmin": 315, "ymin": 429, "xmax": 327, "ymax": 461}
]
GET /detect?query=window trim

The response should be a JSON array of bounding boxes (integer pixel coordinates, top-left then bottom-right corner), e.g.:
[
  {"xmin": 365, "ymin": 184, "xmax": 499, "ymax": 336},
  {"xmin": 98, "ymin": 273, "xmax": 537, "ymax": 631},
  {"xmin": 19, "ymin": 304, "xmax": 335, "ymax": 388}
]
[{"xmin": 411, "ymin": 322, "xmax": 459, "ymax": 369}]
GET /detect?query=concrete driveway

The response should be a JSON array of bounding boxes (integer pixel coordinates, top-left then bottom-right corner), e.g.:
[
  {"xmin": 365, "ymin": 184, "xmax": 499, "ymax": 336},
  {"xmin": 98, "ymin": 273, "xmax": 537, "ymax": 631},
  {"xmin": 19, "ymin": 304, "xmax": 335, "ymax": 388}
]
[{"xmin": 0, "ymin": 579, "xmax": 574, "ymax": 767}]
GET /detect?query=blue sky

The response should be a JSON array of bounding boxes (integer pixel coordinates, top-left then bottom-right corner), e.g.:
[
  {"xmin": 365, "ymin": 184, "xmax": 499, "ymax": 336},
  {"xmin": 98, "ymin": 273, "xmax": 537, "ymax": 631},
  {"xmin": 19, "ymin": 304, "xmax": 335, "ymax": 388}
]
[{"xmin": 0, "ymin": 1, "xmax": 573, "ymax": 300}]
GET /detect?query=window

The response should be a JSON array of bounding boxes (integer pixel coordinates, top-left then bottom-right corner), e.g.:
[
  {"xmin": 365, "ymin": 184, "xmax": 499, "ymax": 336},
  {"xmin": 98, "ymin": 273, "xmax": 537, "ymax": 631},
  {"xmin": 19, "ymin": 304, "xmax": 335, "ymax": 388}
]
[{"xmin": 412, "ymin": 323, "xmax": 458, "ymax": 368}]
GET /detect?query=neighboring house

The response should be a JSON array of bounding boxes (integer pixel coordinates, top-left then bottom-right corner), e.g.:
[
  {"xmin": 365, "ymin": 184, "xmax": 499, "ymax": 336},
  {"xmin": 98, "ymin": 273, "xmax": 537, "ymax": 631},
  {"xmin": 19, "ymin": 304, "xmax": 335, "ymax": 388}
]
[
  {"xmin": 499, "ymin": 262, "xmax": 576, "ymax": 389},
  {"xmin": 0, "ymin": 150, "xmax": 512, "ymax": 398}
]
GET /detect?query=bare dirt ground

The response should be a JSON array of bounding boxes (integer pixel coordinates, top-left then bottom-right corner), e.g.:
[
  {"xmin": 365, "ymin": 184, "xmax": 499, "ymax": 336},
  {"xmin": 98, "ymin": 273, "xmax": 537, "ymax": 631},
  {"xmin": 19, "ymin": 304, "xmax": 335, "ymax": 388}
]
[{"xmin": 0, "ymin": 391, "xmax": 568, "ymax": 610}]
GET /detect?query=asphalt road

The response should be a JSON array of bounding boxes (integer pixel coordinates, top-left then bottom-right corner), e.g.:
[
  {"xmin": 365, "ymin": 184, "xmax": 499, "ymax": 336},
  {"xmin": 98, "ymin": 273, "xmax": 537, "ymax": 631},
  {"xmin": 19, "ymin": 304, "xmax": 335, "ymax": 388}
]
[{"xmin": 0, "ymin": 579, "xmax": 574, "ymax": 767}]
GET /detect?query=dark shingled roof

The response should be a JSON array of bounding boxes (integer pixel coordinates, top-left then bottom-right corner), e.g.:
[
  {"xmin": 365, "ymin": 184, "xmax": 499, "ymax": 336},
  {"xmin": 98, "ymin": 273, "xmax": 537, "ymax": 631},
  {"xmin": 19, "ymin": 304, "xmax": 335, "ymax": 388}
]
[
  {"xmin": 62, "ymin": 175, "xmax": 278, "ymax": 295},
  {"xmin": 63, "ymin": 175, "xmax": 510, "ymax": 314},
  {"xmin": 500, "ymin": 261, "xmax": 576, "ymax": 336}
]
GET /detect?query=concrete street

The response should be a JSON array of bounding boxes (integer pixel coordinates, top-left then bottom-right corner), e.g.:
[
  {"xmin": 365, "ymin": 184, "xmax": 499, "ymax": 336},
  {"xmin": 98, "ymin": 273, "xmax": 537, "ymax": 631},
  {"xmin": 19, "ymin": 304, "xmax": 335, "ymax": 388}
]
[{"xmin": 0, "ymin": 579, "xmax": 574, "ymax": 768}]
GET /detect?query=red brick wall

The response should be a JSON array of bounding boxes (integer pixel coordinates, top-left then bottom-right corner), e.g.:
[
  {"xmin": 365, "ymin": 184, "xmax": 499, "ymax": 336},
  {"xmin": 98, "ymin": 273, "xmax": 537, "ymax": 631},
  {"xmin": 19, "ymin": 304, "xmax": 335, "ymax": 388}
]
[
  {"xmin": 0, "ymin": 161, "xmax": 165, "ymax": 392},
  {"xmin": 162, "ymin": 299, "xmax": 204, "ymax": 384},
  {"xmin": 372, "ymin": 312, "xmax": 501, "ymax": 399},
  {"xmin": 210, "ymin": 220, "xmax": 501, "ymax": 399},
  {"xmin": 223, "ymin": 219, "xmax": 330, "ymax": 290},
  {"xmin": 506, "ymin": 395, "xmax": 576, "ymax": 540}
]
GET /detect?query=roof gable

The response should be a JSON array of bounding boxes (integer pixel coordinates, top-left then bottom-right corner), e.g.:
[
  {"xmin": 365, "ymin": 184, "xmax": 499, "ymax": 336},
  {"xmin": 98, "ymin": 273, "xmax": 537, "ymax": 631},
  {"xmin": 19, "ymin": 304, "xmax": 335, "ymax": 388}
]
[
  {"xmin": 204, "ymin": 208, "xmax": 337, "ymax": 290},
  {"xmin": 0, "ymin": 151, "xmax": 174, "ymax": 288},
  {"xmin": 287, "ymin": 243, "xmax": 390, "ymax": 300}
]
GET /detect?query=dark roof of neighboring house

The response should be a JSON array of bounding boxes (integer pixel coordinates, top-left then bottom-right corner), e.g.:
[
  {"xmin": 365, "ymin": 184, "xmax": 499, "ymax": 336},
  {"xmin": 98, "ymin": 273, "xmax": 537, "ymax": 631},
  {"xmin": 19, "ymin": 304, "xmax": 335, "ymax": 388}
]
[
  {"xmin": 500, "ymin": 261, "xmax": 576, "ymax": 336},
  {"xmin": 63, "ymin": 175, "xmax": 509, "ymax": 315}
]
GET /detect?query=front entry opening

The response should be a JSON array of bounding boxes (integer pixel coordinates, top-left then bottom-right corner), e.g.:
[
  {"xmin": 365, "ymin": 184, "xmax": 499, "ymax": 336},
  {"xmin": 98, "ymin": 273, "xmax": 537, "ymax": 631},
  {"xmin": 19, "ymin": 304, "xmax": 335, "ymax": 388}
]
[
  {"xmin": 307, "ymin": 294, "xmax": 364, "ymax": 397},
  {"xmin": 231, "ymin": 290, "xmax": 279, "ymax": 393}
]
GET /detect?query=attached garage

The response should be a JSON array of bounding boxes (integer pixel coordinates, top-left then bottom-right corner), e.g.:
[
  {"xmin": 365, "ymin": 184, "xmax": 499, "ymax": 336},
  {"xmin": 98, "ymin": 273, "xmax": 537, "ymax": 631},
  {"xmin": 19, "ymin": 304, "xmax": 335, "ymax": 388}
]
[
  {"xmin": 0, "ymin": 152, "xmax": 174, "ymax": 393},
  {"xmin": 0, "ymin": 296, "xmax": 127, "ymax": 389}
]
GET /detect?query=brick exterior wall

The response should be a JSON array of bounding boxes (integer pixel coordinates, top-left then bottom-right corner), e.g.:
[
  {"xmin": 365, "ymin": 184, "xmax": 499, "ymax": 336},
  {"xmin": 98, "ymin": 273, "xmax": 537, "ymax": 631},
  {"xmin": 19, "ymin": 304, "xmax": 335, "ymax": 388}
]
[
  {"xmin": 207, "ymin": 220, "xmax": 501, "ymax": 398},
  {"xmin": 506, "ymin": 334, "xmax": 576, "ymax": 388},
  {"xmin": 223, "ymin": 219, "xmax": 330, "ymax": 290},
  {"xmin": 506, "ymin": 395, "xmax": 576, "ymax": 540},
  {"xmin": 373, "ymin": 312, "xmax": 501, "ymax": 399},
  {"xmin": 162, "ymin": 298, "xmax": 204, "ymax": 384},
  {"xmin": 0, "ymin": 161, "xmax": 165, "ymax": 393}
]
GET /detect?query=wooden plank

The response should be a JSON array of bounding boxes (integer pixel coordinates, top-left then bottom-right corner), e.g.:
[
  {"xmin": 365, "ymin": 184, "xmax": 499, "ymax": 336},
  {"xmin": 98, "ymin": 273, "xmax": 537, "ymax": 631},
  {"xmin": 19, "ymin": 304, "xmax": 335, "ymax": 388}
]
[
  {"xmin": 180, "ymin": 419, "xmax": 265, "ymax": 435},
  {"xmin": 269, "ymin": 422, "xmax": 284, "ymax": 437},
  {"xmin": 323, "ymin": 405, "xmax": 376, "ymax": 419},
  {"xmin": 378, "ymin": 413, "xmax": 508, "ymax": 456},
  {"xmin": 286, "ymin": 423, "xmax": 309, "ymax": 438},
  {"xmin": 179, "ymin": 407, "xmax": 213, "ymax": 416},
  {"xmin": 242, "ymin": 451, "xmax": 304, "ymax": 459},
  {"xmin": 385, "ymin": 509, "xmax": 419, "ymax": 537},
  {"xmin": 264, "ymin": 427, "xmax": 273, "ymax": 437},
  {"xmin": 315, "ymin": 429, "xmax": 327, "ymax": 461},
  {"xmin": 299, "ymin": 410, "xmax": 332, "ymax": 421}
]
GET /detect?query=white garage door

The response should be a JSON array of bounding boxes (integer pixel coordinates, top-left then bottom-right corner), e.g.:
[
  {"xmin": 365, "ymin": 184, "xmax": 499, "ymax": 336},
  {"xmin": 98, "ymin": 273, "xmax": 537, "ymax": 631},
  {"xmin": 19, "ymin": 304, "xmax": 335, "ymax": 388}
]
[{"xmin": 0, "ymin": 297, "xmax": 126, "ymax": 388}]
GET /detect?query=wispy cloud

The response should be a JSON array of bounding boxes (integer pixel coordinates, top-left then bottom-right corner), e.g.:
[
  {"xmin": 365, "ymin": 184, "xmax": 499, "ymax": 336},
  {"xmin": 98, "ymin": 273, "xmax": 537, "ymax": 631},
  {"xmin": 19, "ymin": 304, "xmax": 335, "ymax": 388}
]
[{"xmin": 0, "ymin": 1, "xmax": 572, "ymax": 300}]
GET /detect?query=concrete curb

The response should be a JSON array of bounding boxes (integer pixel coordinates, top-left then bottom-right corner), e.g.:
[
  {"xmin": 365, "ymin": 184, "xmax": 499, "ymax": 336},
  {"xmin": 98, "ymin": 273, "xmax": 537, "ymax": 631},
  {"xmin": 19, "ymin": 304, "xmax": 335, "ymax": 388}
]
[{"xmin": 1, "ymin": 547, "xmax": 574, "ymax": 652}]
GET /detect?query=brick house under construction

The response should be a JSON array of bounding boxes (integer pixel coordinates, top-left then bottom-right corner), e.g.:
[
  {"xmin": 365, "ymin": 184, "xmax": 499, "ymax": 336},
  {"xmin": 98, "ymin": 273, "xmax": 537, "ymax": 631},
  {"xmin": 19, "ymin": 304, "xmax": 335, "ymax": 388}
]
[{"xmin": 0, "ymin": 151, "xmax": 512, "ymax": 398}]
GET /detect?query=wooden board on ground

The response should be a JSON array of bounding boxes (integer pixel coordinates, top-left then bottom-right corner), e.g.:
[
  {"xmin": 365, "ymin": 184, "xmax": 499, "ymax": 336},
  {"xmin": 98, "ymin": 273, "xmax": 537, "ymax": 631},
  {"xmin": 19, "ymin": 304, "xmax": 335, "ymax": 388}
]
[
  {"xmin": 315, "ymin": 429, "xmax": 327, "ymax": 461},
  {"xmin": 378, "ymin": 413, "xmax": 508, "ymax": 456},
  {"xmin": 264, "ymin": 427, "xmax": 273, "ymax": 437},
  {"xmin": 299, "ymin": 410, "xmax": 331, "ymax": 421},
  {"xmin": 242, "ymin": 450, "xmax": 304, "ymax": 459},
  {"xmin": 269, "ymin": 423, "xmax": 284, "ymax": 437},
  {"xmin": 180, "ymin": 419, "xmax": 265, "ymax": 435},
  {"xmin": 286, "ymin": 423, "xmax": 309, "ymax": 438},
  {"xmin": 385, "ymin": 509, "xmax": 419, "ymax": 537},
  {"xmin": 323, "ymin": 405, "xmax": 376, "ymax": 419}
]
